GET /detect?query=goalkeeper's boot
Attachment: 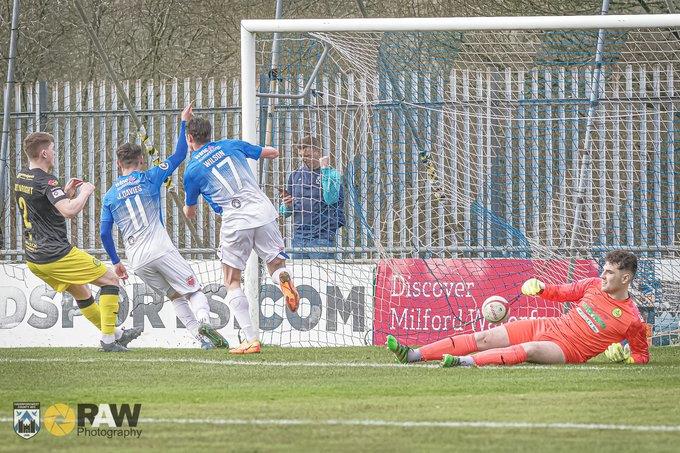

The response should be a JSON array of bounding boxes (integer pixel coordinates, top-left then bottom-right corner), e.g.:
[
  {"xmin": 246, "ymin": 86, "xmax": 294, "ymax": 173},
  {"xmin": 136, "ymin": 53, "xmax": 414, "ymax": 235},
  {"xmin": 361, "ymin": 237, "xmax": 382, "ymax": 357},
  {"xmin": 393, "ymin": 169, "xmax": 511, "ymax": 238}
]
[
  {"xmin": 385, "ymin": 334, "xmax": 412, "ymax": 364},
  {"xmin": 198, "ymin": 323, "xmax": 229, "ymax": 349},
  {"xmin": 229, "ymin": 339, "xmax": 261, "ymax": 355},
  {"xmin": 440, "ymin": 354, "xmax": 462, "ymax": 368},
  {"xmin": 278, "ymin": 271, "xmax": 300, "ymax": 312},
  {"xmin": 100, "ymin": 340, "xmax": 129, "ymax": 353},
  {"xmin": 117, "ymin": 327, "xmax": 143, "ymax": 348}
]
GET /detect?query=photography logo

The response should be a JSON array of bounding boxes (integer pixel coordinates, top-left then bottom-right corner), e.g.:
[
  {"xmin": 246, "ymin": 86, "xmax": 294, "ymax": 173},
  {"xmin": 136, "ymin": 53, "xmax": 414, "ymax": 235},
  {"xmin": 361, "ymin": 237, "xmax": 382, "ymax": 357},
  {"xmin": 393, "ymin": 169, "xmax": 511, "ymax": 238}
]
[
  {"xmin": 44, "ymin": 403, "xmax": 76, "ymax": 437},
  {"xmin": 13, "ymin": 402, "xmax": 40, "ymax": 439},
  {"xmin": 43, "ymin": 403, "xmax": 142, "ymax": 439}
]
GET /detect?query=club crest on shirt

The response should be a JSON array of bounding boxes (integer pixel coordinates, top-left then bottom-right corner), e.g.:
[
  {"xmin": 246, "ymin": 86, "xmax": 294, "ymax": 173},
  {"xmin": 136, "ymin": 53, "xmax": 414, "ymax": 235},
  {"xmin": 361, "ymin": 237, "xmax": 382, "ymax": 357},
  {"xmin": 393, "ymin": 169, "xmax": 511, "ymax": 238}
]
[
  {"xmin": 231, "ymin": 198, "xmax": 241, "ymax": 208},
  {"xmin": 187, "ymin": 276, "xmax": 196, "ymax": 287},
  {"xmin": 48, "ymin": 179, "xmax": 58, "ymax": 186},
  {"xmin": 92, "ymin": 257, "xmax": 101, "ymax": 267},
  {"xmin": 612, "ymin": 308, "xmax": 623, "ymax": 318},
  {"xmin": 159, "ymin": 162, "xmax": 169, "ymax": 170}
]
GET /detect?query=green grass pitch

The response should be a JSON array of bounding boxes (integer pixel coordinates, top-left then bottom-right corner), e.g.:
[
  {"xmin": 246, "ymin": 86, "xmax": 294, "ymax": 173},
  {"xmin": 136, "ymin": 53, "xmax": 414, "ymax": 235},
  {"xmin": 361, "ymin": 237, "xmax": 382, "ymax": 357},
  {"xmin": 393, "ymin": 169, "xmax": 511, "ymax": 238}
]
[{"xmin": 1, "ymin": 346, "xmax": 679, "ymax": 452}]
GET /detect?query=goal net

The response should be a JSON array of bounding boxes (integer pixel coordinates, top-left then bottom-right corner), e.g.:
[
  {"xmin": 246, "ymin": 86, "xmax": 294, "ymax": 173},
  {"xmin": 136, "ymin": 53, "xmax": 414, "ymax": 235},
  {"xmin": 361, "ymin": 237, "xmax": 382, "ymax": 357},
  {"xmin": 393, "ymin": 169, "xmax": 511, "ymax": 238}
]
[{"xmin": 241, "ymin": 15, "xmax": 680, "ymax": 347}]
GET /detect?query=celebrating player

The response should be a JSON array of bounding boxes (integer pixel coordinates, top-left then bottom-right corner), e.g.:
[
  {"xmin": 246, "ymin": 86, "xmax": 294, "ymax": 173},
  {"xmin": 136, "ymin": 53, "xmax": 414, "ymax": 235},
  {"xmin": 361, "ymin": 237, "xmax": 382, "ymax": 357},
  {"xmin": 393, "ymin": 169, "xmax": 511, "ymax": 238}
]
[
  {"xmin": 182, "ymin": 116, "xmax": 299, "ymax": 354},
  {"xmin": 386, "ymin": 250, "xmax": 649, "ymax": 367},
  {"xmin": 15, "ymin": 132, "xmax": 141, "ymax": 352},
  {"xmin": 100, "ymin": 103, "xmax": 228, "ymax": 350}
]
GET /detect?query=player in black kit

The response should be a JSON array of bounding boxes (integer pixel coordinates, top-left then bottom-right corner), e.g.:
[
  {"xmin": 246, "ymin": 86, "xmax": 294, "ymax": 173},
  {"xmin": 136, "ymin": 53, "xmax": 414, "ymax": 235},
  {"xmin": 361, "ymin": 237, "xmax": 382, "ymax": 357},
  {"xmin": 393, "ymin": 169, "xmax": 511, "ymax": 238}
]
[{"xmin": 15, "ymin": 132, "xmax": 140, "ymax": 351}]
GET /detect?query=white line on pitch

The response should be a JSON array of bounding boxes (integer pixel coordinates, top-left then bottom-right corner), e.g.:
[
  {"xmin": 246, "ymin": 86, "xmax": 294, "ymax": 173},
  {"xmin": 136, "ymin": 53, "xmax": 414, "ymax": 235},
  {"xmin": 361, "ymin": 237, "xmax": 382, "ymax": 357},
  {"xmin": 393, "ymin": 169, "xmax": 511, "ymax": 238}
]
[
  {"xmin": 0, "ymin": 356, "xmax": 665, "ymax": 370},
  {"xmin": 0, "ymin": 416, "xmax": 677, "ymax": 432}
]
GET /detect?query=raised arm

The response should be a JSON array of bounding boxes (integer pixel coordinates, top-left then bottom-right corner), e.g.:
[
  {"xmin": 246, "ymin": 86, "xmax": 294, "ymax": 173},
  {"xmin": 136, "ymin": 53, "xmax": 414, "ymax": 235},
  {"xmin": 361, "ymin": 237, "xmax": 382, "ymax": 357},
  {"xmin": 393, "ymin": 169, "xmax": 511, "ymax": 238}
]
[
  {"xmin": 168, "ymin": 103, "xmax": 192, "ymax": 167},
  {"xmin": 149, "ymin": 103, "xmax": 192, "ymax": 187}
]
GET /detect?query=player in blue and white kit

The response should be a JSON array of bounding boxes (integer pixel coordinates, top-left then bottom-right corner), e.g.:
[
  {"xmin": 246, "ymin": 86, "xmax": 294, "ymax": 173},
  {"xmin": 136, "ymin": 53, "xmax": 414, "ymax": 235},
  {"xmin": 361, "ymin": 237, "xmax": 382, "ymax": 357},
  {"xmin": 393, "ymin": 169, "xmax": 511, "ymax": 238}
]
[
  {"xmin": 183, "ymin": 116, "xmax": 299, "ymax": 354},
  {"xmin": 99, "ymin": 104, "xmax": 228, "ymax": 349}
]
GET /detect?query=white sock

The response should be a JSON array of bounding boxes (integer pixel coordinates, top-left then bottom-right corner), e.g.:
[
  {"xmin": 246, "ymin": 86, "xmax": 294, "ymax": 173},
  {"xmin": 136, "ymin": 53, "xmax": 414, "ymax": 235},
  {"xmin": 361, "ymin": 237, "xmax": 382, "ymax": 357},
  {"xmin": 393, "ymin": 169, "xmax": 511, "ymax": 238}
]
[
  {"xmin": 101, "ymin": 334, "xmax": 115, "ymax": 344},
  {"xmin": 114, "ymin": 328, "xmax": 123, "ymax": 340},
  {"xmin": 226, "ymin": 287, "xmax": 257, "ymax": 342},
  {"xmin": 460, "ymin": 356, "xmax": 475, "ymax": 367},
  {"xmin": 188, "ymin": 291, "xmax": 211, "ymax": 324},
  {"xmin": 271, "ymin": 267, "xmax": 291, "ymax": 285},
  {"xmin": 172, "ymin": 297, "xmax": 201, "ymax": 337}
]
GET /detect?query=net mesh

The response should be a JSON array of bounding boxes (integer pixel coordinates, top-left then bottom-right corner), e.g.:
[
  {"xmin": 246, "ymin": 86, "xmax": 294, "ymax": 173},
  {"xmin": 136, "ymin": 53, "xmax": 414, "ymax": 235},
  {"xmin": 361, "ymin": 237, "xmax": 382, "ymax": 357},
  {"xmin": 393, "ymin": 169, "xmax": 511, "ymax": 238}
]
[{"xmin": 249, "ymin": 26, "xmax": 680, "ymax": 346}]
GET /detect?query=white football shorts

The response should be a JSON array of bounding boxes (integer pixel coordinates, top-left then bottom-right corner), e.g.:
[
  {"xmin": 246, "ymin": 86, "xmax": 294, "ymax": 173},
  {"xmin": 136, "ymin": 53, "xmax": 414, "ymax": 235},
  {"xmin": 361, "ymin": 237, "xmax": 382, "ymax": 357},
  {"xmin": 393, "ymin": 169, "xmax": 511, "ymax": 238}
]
[
  {"xmin": 133, "ymin": 249, "xmax": 201, "ymax": 298},
  {"xmin": 218, "ymin": 220, "xmax": 286, "ymax": 270}
]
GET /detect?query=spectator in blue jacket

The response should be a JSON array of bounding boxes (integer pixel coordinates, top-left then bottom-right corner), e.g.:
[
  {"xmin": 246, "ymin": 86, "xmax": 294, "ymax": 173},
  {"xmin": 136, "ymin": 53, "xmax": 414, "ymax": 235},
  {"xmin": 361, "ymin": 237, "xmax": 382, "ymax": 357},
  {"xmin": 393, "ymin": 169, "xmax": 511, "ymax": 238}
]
[{"xmin": 279, "ymin": 136, "xmax": 345, "ymax": 259}]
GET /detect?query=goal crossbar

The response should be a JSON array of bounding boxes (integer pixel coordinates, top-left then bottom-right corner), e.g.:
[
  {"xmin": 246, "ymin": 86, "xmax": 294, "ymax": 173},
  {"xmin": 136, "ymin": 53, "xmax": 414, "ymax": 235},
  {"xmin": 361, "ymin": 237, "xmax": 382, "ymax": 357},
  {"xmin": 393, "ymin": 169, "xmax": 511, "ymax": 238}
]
[{"xmin": 241, "ymin": 14, "xmax": 680, "ymax": 33}]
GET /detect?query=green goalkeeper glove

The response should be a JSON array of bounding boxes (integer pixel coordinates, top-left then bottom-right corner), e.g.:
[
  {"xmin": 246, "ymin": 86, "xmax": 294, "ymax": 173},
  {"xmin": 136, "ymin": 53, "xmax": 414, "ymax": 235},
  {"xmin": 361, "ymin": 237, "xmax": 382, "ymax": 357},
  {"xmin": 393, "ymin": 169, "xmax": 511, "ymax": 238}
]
[
  {"xmin": 604, "ymin": 342, "xmax": 634, "ymax": 364},
  {"xmin": 521, "ymin": 278, "xmax": 544, "ymax": 296}
]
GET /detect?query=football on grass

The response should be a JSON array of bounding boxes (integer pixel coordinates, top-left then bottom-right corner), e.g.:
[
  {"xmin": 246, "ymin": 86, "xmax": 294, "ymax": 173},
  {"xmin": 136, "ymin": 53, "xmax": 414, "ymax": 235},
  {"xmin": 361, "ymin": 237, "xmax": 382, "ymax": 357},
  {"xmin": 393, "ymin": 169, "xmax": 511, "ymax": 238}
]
[{"xmin": 481, "ymin": 295, "xmax": 509, "ymax": 323}]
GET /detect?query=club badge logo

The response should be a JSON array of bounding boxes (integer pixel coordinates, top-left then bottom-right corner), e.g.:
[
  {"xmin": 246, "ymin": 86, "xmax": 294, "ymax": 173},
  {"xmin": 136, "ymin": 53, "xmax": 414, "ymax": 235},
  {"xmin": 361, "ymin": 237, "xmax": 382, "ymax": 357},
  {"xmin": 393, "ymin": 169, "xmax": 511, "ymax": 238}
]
[
  {"xmin": 13, "ymin": 402, "xmax": 40, "ymax": 439},
  {"xmin": 612, "ymin": 308, "xmax": 622, "ymax": 318}
]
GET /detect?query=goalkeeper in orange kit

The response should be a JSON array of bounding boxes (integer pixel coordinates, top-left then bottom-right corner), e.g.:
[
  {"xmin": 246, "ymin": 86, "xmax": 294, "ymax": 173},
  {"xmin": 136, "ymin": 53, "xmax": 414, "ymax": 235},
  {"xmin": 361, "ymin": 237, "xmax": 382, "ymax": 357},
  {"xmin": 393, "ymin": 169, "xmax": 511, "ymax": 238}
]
[{"xmin": 386, "ymin": 250, "xmax": 649, "ymax": 367}]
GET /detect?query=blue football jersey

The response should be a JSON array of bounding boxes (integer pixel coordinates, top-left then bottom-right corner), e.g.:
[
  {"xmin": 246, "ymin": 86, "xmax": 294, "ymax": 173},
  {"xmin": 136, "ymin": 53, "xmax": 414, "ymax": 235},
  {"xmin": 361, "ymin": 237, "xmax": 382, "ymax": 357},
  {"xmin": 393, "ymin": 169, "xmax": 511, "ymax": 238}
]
[
  {"xmin": 101, "ymin": 159, "xmax": 178, "ymax": 269},
  {"xmin": 183, "ymin": 139, "xmax": 277, "ymax": 231}
]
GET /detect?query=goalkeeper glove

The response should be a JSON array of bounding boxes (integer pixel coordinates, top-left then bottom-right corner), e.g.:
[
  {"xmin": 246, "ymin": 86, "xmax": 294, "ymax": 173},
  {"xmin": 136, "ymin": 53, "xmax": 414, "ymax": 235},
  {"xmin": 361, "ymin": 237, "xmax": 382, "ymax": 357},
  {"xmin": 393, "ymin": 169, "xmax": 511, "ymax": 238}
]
[
  {"xmin": 521, "ymin": 278, "xmax": 544, "ymax": 296},
  {"xmin": 604, "ymin": 342, "xmax": 634, "ymax": 364}
]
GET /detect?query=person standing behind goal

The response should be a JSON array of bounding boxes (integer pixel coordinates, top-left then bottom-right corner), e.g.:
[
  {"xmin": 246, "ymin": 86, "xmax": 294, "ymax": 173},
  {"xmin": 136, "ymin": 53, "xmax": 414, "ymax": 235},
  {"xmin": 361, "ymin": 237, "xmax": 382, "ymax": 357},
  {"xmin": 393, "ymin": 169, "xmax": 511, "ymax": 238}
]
[
  {"xmin": 182, "ymin": 116, "xmax": 300, "ymax": 354},
  {"xmin": 279, "ymin": 135, "xmax": 344, "ymax": 259}
]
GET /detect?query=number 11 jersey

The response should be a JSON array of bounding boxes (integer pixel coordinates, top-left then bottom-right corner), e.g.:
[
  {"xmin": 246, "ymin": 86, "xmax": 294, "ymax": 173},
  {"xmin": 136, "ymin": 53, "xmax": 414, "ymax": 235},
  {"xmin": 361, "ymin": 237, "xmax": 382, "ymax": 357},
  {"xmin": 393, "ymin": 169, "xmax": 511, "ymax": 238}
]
[{"xmin": 101, "ymin": 160, "xmax": 178, "ymax": 270}]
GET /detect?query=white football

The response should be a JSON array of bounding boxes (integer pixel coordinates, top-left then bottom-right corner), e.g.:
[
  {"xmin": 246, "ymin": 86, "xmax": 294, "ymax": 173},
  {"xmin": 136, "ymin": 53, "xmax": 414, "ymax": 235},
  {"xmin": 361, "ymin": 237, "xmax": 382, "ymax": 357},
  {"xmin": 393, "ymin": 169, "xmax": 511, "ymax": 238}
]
[{"xmin": 481, "ymin": 295, "xmax": 509, "ymax": 323}]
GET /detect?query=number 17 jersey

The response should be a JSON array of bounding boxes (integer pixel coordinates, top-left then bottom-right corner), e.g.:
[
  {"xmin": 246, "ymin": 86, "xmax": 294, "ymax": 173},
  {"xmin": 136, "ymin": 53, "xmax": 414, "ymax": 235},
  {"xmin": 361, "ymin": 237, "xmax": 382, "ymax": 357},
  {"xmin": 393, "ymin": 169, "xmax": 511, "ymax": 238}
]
[{"xmin": 183, "ymin": 139, "xmax": 277, "ymax": 232}]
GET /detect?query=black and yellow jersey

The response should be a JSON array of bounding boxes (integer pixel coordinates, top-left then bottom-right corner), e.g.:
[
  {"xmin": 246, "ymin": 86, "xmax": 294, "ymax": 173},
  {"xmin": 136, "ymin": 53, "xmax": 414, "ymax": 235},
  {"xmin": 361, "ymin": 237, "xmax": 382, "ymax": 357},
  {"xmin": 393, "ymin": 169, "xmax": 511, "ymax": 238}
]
[{"xmin": 14, "ymin": 167, "xmax": 72, "ymax": 264}]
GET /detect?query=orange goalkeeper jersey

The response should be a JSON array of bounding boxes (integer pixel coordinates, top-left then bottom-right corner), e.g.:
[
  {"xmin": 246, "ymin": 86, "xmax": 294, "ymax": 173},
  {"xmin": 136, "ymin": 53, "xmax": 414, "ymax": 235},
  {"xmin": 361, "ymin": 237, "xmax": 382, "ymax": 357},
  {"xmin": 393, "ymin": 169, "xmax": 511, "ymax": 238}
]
[{"xmin": 538, "ymin": 278, "xmax": 649, "ymax": 364}]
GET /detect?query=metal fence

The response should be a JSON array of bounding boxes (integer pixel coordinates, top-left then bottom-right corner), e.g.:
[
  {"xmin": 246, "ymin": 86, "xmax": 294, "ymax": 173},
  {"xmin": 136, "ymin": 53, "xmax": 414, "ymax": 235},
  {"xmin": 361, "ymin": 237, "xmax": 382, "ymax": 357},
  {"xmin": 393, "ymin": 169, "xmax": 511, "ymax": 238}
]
[{"xmin": 1, "ymin": 66, "xmax": 679, "ymax": 261}]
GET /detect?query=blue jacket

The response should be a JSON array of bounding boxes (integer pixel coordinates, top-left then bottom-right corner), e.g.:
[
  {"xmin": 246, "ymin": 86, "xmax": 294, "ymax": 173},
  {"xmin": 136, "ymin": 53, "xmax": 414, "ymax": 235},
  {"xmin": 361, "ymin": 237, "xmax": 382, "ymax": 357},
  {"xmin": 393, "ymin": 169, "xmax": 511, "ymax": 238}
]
[{"xmin": 279, "ymin": 165, "xmax": 345, "ymax": 241}]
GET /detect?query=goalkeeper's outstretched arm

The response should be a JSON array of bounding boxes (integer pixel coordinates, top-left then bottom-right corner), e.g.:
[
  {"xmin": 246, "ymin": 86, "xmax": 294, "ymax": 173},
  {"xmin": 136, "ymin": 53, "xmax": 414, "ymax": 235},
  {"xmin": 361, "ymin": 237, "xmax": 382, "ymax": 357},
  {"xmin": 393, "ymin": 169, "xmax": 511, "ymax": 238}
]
[{"xmin": 531, "ymin": 277, "xmax": 599, "ymax": 302}]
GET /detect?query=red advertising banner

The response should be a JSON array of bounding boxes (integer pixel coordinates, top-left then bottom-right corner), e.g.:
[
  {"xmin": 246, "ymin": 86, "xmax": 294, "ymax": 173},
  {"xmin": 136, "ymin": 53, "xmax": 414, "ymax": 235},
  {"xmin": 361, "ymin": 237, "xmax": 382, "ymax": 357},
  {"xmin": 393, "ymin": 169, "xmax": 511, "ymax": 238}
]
[{"xmin": 373, "ymin": 258, "xmax": 599, "ymax": 346}]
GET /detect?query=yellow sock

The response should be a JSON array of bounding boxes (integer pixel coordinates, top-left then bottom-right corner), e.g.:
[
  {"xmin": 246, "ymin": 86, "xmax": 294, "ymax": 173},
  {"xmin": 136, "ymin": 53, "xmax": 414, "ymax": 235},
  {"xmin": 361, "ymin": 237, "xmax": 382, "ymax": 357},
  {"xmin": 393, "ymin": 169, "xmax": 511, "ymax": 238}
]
[
  {"xmin": 76, "ymin": 297, "xmax": 101, "ymax": 330},
  {"xmin": 99, "ymin": 286, "xmax": 120, "ymax": 336}
]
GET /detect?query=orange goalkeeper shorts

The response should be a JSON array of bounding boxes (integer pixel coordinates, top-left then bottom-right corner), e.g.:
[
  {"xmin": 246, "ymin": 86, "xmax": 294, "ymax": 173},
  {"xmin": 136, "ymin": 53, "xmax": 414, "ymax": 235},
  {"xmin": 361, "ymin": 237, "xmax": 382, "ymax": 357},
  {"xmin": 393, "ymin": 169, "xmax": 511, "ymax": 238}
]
[
  {"xmin": 504, "ymin": 317, "xmax": 584, "ymax": 364},
  {"xmin": 503, "ymin": 318, "xmax": 560, "ymax": 345}
]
